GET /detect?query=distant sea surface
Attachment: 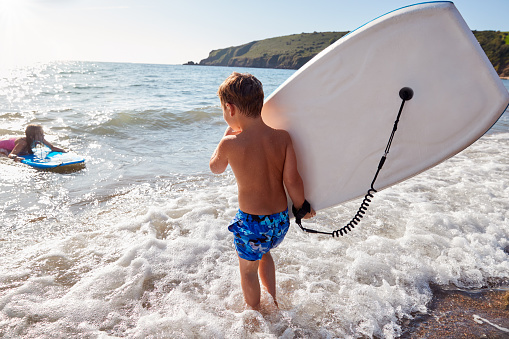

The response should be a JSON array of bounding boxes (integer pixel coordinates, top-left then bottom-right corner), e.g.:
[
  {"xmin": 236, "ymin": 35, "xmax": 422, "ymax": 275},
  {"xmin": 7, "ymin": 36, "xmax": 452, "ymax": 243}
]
[{"xmin": 0, "ymin": 62, "xmax": 508, "ymax": 338}]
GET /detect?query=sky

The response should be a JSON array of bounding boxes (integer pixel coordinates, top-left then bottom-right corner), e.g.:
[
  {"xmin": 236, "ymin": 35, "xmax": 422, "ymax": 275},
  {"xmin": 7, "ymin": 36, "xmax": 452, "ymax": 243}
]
[{"xmin": 0, "ymin": 0, "xmax": 508, "ymax": 70}]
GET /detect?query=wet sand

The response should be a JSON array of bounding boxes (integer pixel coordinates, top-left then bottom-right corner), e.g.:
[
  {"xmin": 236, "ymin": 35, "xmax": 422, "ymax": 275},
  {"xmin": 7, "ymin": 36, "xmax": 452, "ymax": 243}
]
[{"xmin": 402, "ymin": 285, "xmax": 509, "ymax": 338}]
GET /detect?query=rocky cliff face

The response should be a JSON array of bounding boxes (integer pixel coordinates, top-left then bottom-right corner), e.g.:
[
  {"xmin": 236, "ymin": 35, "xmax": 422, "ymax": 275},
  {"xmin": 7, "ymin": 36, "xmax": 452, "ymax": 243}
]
[
  {"xmin": 200, "ymin": 50, "xmax": 315, "ymax": 69},
  {"xmin": 199, "ymin": 32, "xmax": 347, "ymax": 70},
  {"xmin": 197, "ymin": 31, "xmax": 509, "ymax": 76}
]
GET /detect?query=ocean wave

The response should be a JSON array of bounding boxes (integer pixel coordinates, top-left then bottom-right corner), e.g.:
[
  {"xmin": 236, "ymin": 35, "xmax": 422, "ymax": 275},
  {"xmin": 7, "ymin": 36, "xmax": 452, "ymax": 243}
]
[{"xmin": 86, "ymin": 107, "xmax": 221, "ymax": 133}]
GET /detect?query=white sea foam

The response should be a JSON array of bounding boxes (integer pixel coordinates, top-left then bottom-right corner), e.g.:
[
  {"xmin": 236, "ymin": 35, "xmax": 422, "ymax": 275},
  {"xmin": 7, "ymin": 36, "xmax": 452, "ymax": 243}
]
[{"xmin": 1, "ymin": 132, "xmax": 508, "ymax": 338}]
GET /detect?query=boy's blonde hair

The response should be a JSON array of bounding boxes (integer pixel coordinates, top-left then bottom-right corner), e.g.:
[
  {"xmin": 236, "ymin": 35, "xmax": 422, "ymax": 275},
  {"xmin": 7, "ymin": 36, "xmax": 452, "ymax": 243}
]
[{"xmin": 217, "ymin": 72, "xmax": 264, "ymax": 118}]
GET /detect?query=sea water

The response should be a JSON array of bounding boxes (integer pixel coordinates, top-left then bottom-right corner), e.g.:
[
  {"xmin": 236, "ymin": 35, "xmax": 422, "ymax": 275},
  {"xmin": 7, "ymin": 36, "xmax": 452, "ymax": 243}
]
[{"xmin": 0, "ymin": 62, "xmax": 508, "ymax": 338}]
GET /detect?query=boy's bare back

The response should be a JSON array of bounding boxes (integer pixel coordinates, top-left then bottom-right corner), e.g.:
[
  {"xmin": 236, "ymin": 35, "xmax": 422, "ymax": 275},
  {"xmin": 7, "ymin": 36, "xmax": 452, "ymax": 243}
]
[
  {"xmin": 210, "ymin": 72, "xmax": 307, "ymax": 216},
  {"xmin": 222, "ymin": 121, "xmax": 293, "ymax": 215}
]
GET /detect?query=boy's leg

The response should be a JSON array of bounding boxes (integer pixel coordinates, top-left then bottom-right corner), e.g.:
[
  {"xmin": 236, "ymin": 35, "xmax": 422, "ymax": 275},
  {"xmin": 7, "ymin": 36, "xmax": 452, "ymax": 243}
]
[
  {"xmin": 259, "ymin": 252, "xmax": 278, "ymax": 306},
  {"xmin": 238, "ymin": 256, "xmax": 261, "ymax": 308}
]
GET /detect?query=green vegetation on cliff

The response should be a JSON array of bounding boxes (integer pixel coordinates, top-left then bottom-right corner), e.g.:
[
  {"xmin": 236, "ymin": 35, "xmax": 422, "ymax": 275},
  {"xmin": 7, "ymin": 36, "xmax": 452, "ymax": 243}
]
[
  {"xmin": 198, "ymin": 31, "xmax": 509, "ymax": 77},
  {"xmin": 472, "ymin": 31, "xmax": 509, "ymax": 77},
  {"xmin": 199, "ymin": 32, "xmax": 347, "ymax": 69}
]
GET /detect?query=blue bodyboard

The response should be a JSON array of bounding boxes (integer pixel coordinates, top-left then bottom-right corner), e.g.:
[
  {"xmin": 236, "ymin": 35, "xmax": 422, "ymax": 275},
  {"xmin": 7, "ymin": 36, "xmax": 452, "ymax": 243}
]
[{"xmin": 21, "ymin": 151, "xmax": 85, "ymax": 169}]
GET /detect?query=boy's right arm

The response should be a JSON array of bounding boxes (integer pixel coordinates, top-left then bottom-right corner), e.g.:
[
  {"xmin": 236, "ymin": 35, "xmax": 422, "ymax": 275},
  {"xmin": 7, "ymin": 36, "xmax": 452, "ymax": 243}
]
[
  {"xmin": 210, "ymin": 127, "xmax": 237, "ymax": 174},
  {"xmin": 282, "ymin": 134, "xmax": 315, "ymax": 219},
  {"xmin": 210, "ymin": 139, "xmax": 228, "ymax": 174}
]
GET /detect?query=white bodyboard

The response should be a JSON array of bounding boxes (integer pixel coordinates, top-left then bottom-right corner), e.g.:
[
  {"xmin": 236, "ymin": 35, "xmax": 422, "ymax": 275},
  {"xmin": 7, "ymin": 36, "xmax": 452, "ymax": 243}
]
[{"xmin": 262, "ymin": 1, "xmax": 509, "ymax": 211}]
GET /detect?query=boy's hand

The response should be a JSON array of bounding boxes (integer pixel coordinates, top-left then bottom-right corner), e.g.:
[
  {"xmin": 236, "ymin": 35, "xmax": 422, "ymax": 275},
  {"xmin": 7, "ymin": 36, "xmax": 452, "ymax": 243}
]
[
  {"xmin": 302, "ymin": 207, "xmax": 316, "ymax": 219},
  {"xmin": 292, "ymin": 200, "xmax": 316, "ymax": 221},
  {"xmin": 224, "ymin": 126, "xmax": 241, "ymax": 136}
]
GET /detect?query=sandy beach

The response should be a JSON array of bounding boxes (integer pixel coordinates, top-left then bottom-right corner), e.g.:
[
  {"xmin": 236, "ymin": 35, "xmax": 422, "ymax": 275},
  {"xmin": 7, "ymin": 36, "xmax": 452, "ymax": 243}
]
[{"xmin": 404, "ymin": 285, "xmax": 509, "ymax": 338}]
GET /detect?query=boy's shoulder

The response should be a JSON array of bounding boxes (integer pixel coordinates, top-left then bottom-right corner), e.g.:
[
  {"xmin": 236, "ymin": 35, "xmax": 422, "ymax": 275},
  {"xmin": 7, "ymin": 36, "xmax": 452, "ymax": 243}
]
[
  {"xmin": 226, "ymin": 125, "xmax": 291, "ymax": 146},
  {"xmin": 251, "ymin": 125, "xmax": 291, "ymax": 144},
  {"xmin": 269, "ymin": 127, "xmax": 292, "ymax": 143}
]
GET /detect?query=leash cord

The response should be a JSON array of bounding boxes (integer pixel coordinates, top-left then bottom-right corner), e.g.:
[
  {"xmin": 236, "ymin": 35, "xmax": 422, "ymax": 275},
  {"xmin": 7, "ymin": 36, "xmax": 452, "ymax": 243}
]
[{"xmin": 295, "ymin": 87, "xmax": 414, "ymax": 237}]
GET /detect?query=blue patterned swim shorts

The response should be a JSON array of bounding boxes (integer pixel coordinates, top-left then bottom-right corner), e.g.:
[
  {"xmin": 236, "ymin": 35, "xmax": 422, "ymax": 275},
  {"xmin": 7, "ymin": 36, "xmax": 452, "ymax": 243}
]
[{"xmin": 228, "ymin": 208, "xmax": 290, "ymax": 261}]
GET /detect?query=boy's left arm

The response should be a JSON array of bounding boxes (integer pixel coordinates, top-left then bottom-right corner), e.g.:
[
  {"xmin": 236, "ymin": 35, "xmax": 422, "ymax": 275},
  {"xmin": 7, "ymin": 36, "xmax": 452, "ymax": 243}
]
[{"xmin": 283, "ymin": 133, "xmax": 316, "ymax": 219}]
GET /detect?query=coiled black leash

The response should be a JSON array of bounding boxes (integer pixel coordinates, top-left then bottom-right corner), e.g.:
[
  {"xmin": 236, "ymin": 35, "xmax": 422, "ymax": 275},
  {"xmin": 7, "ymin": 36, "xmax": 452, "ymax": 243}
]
[{"xmin": 293, "ymin": 87, "xmax": 414, "ymax": 237}]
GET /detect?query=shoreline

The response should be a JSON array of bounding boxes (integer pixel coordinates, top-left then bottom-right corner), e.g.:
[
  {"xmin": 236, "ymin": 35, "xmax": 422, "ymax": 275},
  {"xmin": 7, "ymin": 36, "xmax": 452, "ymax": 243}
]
[{"xmin": 403, "ymin": 285, "xmax": 509, "ymax": 338}]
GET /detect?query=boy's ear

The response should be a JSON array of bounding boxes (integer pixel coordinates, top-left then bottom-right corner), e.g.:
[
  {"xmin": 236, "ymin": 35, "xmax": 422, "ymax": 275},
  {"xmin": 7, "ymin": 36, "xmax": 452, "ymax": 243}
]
[{"xmin": 227, "ymin": 103, "xmax": 237, "ymax": 116}]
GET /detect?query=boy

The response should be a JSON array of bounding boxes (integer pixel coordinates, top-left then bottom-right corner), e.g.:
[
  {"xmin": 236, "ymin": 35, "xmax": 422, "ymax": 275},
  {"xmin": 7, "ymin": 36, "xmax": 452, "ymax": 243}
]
[{"xmin": 210, "ymin": 72, "xmax": 315, "ymax": 309}]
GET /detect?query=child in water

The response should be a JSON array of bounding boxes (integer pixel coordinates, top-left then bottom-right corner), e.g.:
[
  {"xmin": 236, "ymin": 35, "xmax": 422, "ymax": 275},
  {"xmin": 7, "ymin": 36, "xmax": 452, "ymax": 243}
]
[
  {"xmin": 0, "ymin": 124, "xmax": 66, "ymax": 161},
  {"xmin": 210, "ymin": 72, "xmax": 315, "ymax": 309}
]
